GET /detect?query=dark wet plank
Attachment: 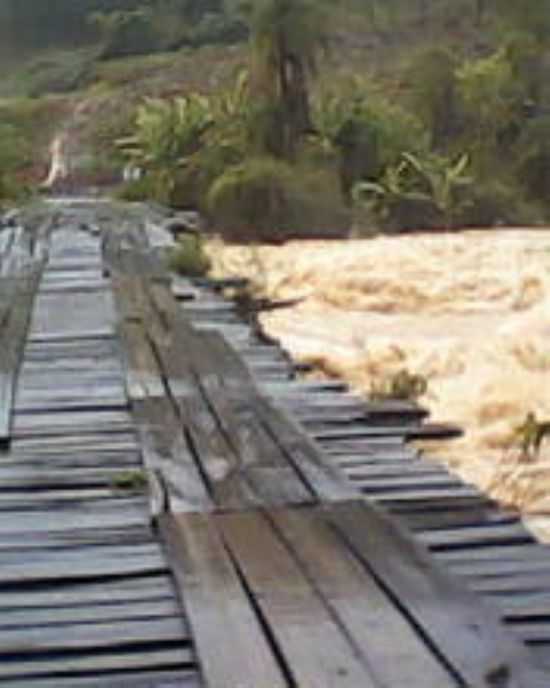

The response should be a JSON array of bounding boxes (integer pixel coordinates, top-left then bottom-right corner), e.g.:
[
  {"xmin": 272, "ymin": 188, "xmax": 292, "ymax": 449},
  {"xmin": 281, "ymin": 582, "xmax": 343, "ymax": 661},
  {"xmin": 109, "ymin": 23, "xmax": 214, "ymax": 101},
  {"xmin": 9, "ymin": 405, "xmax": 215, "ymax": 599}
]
[
  {"xmin": 269, "ymin": 507, "xmax": 455, "ymax": 687},
  {"xmin": 0, "ymin": 668, "xmax": 200, "ymax": 688},
  {"xmin": 0, "ymin": 269, "xmax": 42, "ymax": 445},
  {"xmin": 0, "ymin": 598, "xmax": 182, "ymax": 628},
  {"xmin": 134, "ymin": 396, "xmax": 212, "ymax": 514},
  {"xmin": 159, "ymin": 512, "xmax": 287, "ymax": 688},
  {"xmin": 0, "ymin": 647, "xmax": 193, "ymax": 681},
  {"xmin": 0, "ymin": 617, "xmax": 187, "ymax": 654},
  {"xmin": 326, "ymin": 500, "xmax": 547, "ymax": 687},
  {"xmin": 0, "ymin": 575, "xmax": 175, "ymax": 609},
  {"xmin": 219, "ymin": 509, "xmax": 379, "ymax": 688}
]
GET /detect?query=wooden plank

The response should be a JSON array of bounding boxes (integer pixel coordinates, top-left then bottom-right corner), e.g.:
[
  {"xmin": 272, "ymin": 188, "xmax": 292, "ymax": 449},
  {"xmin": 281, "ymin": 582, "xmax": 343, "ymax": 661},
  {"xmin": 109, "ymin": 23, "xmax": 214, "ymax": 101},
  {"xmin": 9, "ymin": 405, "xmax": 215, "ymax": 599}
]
[
  {"xmin": 396, "ymin": 506, "xmax": 518, "ymax": 532},
  {"xmin": 0, "ymin": 551, "xmax": 167, "ymax": 584},
  {"xmin": 351, "ymin": 475, "xmax": 465, "ymax": 491},
  {"xmin": 0, "ymin": 669, "xmax": 200, "ymax": 688},
  {"xmin": 368, "ymin": 485, "xmax": 482, "ymax": 502},
  {"xmin": 497, "ymin": 593, "xmax": 550, "ymax": 619},
  {"xmin": 114, "ymin": 273, "xmax": 256, "ymax": 509},
  {"xmin": 0, "ymin": 647, "xmax": 194, "ymax": 680},
  {"xmin": 0, "ymin": 617, "xmax": 187, "ymax": 654},
  {"xmin": 218, "ymin": 509, "xmax": 380, "ymax": 688},
  {"xmin": 133, "ymin": 397, "xmax": 212, "ymax": 514},
  {"xmin": 0, "ymin": 506, "xmax": 149, "ymax": 535},
  {"xmin": 505, "ymin": 622, "xmax": 550, "ymax": 643},
  {"xmin": 270, "ymin": 507, "xmax": 455, "ymax": 687},
  {"xmin": 146, "ymin": 305, "xmax": 261, "ymax": 509},
  {"xmin": 196, "ymin": 330, "xmax": 313, "ymax": 506},
  {"xmin": 159, "ymin": 512, "xmax": 287, "ymax": 688},
  {"xmin": 0, "ymin": 598, "xmax": 182, "ymax": 628},
  {"xmin": 418, "ymin": 522, "xmax": 535, "ymax": 550},
  {"xmin": 12, "ymin": 409, "xmax": 133, "ymax": 436},
  {"xmin": 309, "ymin": 422, "xmax": 462, "ymax": 441},
  {"xmin": 117, "ymin": 320, "xmax": 165, "ymax": 400},
  {"xmin": 0, "ymin": 267, "xmax": 42, "ymax": 446},
  {"xmin": 528, "ymin": 645, "xmax": 550, "ymax": 671},
  {"xmin": 326, "ymin": 500, "xmax": 547, "ymax": 687},
  {"xmin": 469, "ymin": 573, "xmax": 550, "ymax": 595},
  {"xmin": 0, "ymin": 575, "xmax": 175, "ymax": 609},
  {"xmin": 191, "ymin": 320, "xmax": 352, "ymax": 502}
]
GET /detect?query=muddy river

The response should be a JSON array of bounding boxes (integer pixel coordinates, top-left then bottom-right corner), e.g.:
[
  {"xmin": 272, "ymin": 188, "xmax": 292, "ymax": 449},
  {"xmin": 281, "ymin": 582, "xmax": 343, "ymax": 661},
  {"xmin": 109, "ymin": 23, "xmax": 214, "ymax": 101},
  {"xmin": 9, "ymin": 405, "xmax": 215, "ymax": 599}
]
[{"xmin": 208, "ymin": 229, "xmax": 550, "ymax": 541}]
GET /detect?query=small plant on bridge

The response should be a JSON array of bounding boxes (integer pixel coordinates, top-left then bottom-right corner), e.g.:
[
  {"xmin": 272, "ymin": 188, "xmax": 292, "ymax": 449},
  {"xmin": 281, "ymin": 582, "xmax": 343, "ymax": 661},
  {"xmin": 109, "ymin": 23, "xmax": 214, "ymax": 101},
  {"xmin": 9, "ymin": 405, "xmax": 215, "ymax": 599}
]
[
  {"xmin": 513, "ymin": 412, "xmax": 550, "ymax": 461},
  {"xmin": 369, "ymin": 369, "xmax": 428, "ymax": 402},
  {"xmin": 168, "ymin": 233, "xmax": 211, "ymax": 278},
  {"xmin": 111, "ymin": 470, "xmax": 148, "ymax": 493}
]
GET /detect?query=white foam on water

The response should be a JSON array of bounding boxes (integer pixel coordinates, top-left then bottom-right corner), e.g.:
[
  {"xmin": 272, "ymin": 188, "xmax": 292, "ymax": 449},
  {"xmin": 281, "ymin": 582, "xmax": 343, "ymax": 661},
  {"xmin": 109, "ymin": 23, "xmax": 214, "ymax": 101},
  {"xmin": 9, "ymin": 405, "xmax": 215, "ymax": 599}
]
[{"xmin": 208, "ymin": 230, "xmax": 550, "ymax": 541}]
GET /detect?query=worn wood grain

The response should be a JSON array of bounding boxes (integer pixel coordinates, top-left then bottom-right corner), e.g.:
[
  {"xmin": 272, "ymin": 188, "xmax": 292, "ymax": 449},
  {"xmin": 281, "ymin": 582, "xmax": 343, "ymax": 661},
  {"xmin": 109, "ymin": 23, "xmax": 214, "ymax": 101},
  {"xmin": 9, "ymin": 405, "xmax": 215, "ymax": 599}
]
[
  {"xmin": 269, "ymin": 506, "xmax": 456, "ymax": 687},
  {"xmin": 327, "ymin": 500, "xmax": 548, "ymax": 687},
  {"xmin": 219, "ymin": 509, "xmax": 380, "ymax": 688},
  {"xmin": 159, "ymin": 512, "xmax": 287, "ymax": 688}
]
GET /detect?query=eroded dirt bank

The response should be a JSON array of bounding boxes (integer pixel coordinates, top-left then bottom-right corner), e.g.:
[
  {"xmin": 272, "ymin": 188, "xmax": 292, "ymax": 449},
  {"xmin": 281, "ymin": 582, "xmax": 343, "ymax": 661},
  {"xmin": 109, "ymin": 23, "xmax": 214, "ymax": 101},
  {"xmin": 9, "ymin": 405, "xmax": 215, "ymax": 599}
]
[{"xmin": 208, "ymin": 229, "xmax": 550, "ymax": 541}]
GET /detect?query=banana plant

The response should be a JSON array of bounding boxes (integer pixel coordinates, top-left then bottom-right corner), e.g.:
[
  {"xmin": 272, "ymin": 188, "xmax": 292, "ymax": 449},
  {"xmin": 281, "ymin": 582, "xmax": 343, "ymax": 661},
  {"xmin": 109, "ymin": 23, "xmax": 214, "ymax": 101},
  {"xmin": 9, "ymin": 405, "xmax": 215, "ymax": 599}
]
[
  {"xmin": 514, "ymin": 412, "xmax": 550, "ymax": 460},
  {"xmin": 117, "ymin": 94, "xmax": 213, "ymax": 201},
  {"xmin": 352, "ymin": 156, "xmax": 428, "ymax": 223},
  {"xmin": 402, "ymin": 152, "xmax": 473, "ymax": 229},
  {"xmin": 353, "ymin": 151, "xmax": 473, "ymax": 229}
]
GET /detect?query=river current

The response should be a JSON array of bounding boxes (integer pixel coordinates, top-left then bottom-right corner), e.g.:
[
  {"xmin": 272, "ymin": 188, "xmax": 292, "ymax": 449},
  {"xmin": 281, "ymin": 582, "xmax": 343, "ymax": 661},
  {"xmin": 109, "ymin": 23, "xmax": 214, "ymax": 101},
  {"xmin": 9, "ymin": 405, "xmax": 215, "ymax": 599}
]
[{"xmin": 208, "ymin": 230, "xmax": 550, "ymax": 541}]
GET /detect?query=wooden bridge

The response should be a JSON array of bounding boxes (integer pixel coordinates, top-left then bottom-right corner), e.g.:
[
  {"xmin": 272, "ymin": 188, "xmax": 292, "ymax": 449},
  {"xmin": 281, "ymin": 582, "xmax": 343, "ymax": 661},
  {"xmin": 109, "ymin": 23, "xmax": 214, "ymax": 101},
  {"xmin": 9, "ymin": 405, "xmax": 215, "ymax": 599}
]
[{"xmin": 1, "ymin": 199, "xmax": 550, "ymax": 687}]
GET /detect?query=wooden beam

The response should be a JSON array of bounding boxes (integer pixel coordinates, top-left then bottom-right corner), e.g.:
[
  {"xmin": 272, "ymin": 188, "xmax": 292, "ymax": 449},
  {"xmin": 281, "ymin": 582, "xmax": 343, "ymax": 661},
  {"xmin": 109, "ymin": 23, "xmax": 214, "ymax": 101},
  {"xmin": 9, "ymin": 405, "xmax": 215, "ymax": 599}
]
[
  {"xmin": 326, "ymin": 500, "xmax": 548, "ymax": 688},
  {"xmin": 159, "ymin": 512, "xmax": 287, "ymax": 688}
]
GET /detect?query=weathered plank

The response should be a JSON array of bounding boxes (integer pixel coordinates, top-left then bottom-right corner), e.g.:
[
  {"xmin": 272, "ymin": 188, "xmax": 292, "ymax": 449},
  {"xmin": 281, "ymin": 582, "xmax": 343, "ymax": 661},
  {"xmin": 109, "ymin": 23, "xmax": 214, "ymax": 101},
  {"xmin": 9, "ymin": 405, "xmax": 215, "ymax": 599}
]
[
  {"xmin": 159, "ymin": 512, "xmax": 287, "ymax": 688},
  {"xmin": 0, "ymin": 647, "xmax": 194, "ymax": 680},
  {"xmin": 0, "ymin": 669, "xmax": 200, "ymax": 688},
  {"xmin": 134, "ymin": 396, "xmax": 212, "ymax": 514},
  {"xmin": 0, "ymin": 267, "xmax": 42, "ymax": 445},
  {"xmin": 327, "ymin": 500, "xmax": 547, "ymax": 687},
  {"xmin": 219, "ymin": 509, "xmax": 380, "ymax": 688},
  {"xmin": 0, "ymin": 617, "xmax": 187, "ymax": 654},
  {"xmin": 269, "ymin": 507, "xmax": 456, "ymax": 687},
  {"xmin": 0, "ymin": 575, "xmax": 175, "ymax": 609},
  {"xmin": 197, "ymin": 323, "xmax": 353, "ymax": 502},
  {"xmin": 0, "ymin": 598, "xmax": 182, "ymax": 629}
]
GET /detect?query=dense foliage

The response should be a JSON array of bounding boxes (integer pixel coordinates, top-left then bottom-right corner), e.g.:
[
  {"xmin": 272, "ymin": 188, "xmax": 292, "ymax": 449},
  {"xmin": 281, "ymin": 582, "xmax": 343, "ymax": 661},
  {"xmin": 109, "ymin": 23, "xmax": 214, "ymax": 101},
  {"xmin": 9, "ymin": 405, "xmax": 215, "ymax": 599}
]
[
  {"xmin": 3, "ymin": 0, "xmax": 550, "ymax": 232},
  {"xmin": 0, "ymin": 0, "xmax": 243, "ymax": 58}
]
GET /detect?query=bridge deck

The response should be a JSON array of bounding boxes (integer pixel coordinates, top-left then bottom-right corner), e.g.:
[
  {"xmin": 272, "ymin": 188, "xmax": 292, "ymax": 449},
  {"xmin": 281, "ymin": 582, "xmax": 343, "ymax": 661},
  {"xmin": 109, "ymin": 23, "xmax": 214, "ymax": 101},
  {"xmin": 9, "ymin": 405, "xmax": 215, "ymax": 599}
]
[{"xmin": 0, "ymin": 202, "xmax": 549, "ymax": 687}]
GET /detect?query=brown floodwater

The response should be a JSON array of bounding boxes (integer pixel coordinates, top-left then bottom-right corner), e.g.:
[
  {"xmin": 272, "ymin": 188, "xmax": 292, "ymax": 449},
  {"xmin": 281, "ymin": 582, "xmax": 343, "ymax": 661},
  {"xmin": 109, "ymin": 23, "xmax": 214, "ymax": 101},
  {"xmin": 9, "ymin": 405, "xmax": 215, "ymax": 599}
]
[{"xmin": 207, "ymin": 229, "xmax": 550, "ymax": 541}]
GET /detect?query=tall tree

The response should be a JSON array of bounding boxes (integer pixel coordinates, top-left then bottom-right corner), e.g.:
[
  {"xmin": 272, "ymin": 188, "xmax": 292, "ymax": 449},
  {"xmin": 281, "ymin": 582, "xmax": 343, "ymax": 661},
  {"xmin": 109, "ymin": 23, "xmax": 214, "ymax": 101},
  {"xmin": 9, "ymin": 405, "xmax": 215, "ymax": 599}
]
[{"xmin": 244, "ymin": 0, "xmax": 330, "ymax": 158}]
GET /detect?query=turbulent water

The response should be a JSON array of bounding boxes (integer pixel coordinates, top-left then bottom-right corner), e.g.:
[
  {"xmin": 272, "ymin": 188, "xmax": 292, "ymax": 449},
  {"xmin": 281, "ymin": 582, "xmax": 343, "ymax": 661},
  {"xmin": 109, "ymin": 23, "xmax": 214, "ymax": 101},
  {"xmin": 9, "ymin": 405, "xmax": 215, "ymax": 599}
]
[{"xmin": 208, "ymin": 230, "xmax": 550, "ymax": 541}]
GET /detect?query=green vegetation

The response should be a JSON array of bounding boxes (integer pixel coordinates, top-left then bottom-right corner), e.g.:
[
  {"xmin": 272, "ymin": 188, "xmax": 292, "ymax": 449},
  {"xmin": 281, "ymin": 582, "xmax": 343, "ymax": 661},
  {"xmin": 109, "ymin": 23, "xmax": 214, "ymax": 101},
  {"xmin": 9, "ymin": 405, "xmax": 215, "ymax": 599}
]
[
  {"xmin": 369, "ymin": 369, "xmax": 429, "ymax": 402},
  {"xmin": 514, "ymin": 413, "xmax": 550, "ymax": 462},
  {"xmin": 111, "ymin": 469, "xmax": 148, "ymax": 492},
  {"xmin": 0, "ymin": 96, "xmax": 67, "ymax": 205},
  {"xmin": 168, "ymin": 234, "xmax": 212, "ymax": 276},
  {"xmin": 3, "ymin": 1, "xmax": 550, "ymax": 234}
]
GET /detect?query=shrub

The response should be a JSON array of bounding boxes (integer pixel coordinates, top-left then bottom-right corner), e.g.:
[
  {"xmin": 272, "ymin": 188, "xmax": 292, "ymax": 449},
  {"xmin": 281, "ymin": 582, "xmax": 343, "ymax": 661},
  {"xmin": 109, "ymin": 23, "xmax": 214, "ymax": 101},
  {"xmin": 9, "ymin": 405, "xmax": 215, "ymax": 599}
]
[
  {"xmin": 168, "ymin": 234, "xmax": 212, "ymax": 277},
  {"xmin": 90, "ymin": 9, "xmax": 159, "ymax": 60},
  {"xmin": 457, "ymin": 49, "xmax": 524, "ymax": 168},
  {"xmin": 369, "ymin": 370, "xmax": 428, "ymax": 401},
  {"xmin": 456, "ymin": 179, "xmax": 534, "ymax": 228},
  {"xmin": 115, "ymin": 176, "xmax": 155, "ymax": 202},
  {"xmin": 316, "ymin": 85, "xmax": 428, "ymax": 201},
  {"xmin": 111, "ymin": 470, "xmax": 148, "ymax": 492},
  {"xmin": 182, "ymin": 12, "xmax": 248, "ymax": 47},
  {"xmin": 206, "ymin": 157, "xmax": 295, "ymax": 240},
  {"xmin": 206, "ymin": 156, "xmax": 350, "ymax": 241},
  {"xmin": 353, "ymin": 152, "xmax": 472, "ymax": 231},
  {"xmin": 516, "ymin": 116, "xmax": 550, "ymax": 207},
  {"xmin": 404, "ymin": 47, "xmax": 463, "ymax": 149},
  {"xmin": 118, "ymin": 94, "xmax": 213, "ymax": 204}
]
